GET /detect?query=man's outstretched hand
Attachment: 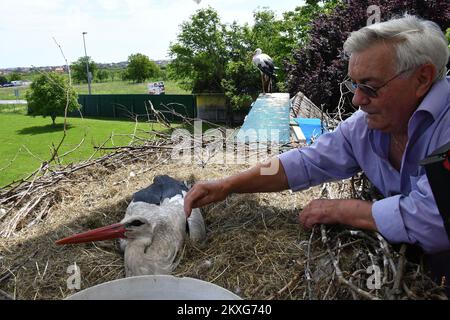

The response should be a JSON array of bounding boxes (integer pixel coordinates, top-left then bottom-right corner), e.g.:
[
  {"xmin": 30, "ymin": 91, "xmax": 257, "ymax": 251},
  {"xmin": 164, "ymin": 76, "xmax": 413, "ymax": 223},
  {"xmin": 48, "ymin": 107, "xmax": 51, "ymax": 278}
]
[{"xmin": 184, "ymin": 180, "xmax": 230, "ymax": 217}]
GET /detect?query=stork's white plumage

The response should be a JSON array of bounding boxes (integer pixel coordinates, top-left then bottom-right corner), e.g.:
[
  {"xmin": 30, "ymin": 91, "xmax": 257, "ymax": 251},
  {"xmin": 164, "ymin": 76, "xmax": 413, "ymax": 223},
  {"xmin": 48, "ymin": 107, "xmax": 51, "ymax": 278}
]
[
  {"xmin": 252, "ymin": 48, "xmax": 277, "ymax": 94},
  {"xmin": 56, "ymin": 175, "xmax": 206, "ymax": 277}
]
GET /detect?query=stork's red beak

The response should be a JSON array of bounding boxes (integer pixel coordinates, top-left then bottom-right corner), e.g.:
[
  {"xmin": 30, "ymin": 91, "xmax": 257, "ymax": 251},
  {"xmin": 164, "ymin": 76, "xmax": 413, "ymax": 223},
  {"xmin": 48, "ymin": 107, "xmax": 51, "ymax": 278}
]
[{"xmin": 56, "ymin": 223, "xmax": 127, "ymax": 245}]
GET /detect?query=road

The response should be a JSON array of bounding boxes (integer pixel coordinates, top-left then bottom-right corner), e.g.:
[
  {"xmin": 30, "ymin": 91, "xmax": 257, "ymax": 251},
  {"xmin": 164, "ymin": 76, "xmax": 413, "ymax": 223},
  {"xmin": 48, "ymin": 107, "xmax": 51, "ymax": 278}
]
[{"xmin": 0, "ymin": 100, "xmax": 27, "ymax": 104}]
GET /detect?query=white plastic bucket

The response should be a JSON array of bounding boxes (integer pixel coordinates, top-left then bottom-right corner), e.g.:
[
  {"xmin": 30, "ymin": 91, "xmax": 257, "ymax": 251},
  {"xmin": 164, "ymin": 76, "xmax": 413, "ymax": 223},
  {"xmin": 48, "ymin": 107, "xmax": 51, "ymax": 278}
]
[{"xmin": 65, "ymin": 275, "xmax": 242, "ymax": 300}]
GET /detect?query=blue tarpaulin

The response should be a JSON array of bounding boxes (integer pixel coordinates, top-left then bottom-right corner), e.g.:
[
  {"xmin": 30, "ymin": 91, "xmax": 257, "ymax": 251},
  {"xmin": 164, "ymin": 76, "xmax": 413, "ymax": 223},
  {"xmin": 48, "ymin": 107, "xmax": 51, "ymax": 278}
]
[
  {"xmin": 294, "ymin": 118, "xmax": 324, "ymax": 144},
  {"xmin": 237, "ymin": 93, "xmax": 291, "ymax": 144}
]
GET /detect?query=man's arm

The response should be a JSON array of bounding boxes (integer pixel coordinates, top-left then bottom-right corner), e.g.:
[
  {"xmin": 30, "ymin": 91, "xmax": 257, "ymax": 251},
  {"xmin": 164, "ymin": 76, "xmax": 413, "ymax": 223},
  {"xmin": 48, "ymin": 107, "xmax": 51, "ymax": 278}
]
[
  {"xmin": 184, "ymin": 158, "xmax": 289, "ymax": 216},
  {"xmin": 185, "ymin": 155, "xmax": 377, "ymax": 233},
  {"xmin": 185, "ymin": 157, "xmax": 378, "ymax": 232},
  {"xmin": 372, "ymin": 174, "xmax": 450, "ymax": 253}
]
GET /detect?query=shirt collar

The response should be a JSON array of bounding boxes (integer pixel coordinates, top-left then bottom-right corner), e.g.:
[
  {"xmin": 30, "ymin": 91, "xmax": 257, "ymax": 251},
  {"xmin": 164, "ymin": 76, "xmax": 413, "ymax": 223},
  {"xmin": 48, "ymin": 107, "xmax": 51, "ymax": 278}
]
[{"xmin": 415, "ymin": 76, "xmax": 450, "ymax": 120}]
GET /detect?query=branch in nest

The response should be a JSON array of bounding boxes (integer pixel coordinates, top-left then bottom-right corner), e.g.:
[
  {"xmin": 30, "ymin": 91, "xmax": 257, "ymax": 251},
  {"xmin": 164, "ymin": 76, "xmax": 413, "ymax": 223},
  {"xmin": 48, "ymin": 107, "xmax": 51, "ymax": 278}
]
[{"xmin": 321, "ymin": 225, "xmax": 379, "ymax": 300}]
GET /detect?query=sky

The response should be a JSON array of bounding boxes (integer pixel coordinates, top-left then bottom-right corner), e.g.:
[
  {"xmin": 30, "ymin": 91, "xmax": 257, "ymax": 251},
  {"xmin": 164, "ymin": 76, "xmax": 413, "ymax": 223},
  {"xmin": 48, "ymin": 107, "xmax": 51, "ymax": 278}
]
[{"xmin": 0, "ymin": 0, "xmax": 306, "ymax": 69}]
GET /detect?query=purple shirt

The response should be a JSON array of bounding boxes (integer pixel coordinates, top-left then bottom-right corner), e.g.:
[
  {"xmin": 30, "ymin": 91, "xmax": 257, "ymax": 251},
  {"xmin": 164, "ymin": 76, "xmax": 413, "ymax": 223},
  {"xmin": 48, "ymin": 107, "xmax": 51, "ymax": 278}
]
[{"xmin": 279, "ymin": 77, "xmax": 450, "ymax": 254}]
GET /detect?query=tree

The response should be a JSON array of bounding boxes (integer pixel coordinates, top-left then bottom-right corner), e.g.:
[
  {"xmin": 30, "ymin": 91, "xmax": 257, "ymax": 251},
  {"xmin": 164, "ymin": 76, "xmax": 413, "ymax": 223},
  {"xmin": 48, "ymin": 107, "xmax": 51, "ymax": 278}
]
[
  {"xmin": 168, "ymin": 5, "xmax": 335, "ymax": 95},
  {"xmin": 168, "ymin": 7, "xmax": 228, "ymax": 93},
  {"xmin": 96, "ymin": 69, "xmax": 109, "ymax": 82},
  {"xmin": 26, "ymin": 73, "xmax": 80, "ymax": 125},
  {"xmin": 222, "ymin": 22, "xmax": 260, "ymax": 111},
  {"xmin": 251, "ymin": 9, "xmax": 279, "ymax": 57},
  {"xmin": 8, "ymin": 72, "xmax": 22, "ymax": 81},
  {"xmin": 71, "ymin": 56, "xmax": 98, "ymax": 83},
  {"xmin": 222, "ymin": 61, "xmax": 259, "ymax": 110},
  {"xmin": 278, "ymin": 1, "xmax": 338, "ymax": 60},
  {"xmin": 245, "ymin": 3, "xmax": 337, "ymax": 88},
  {"xmin": 109, "ymin": 69, "xmax": 121, "ymax": 82},
  {"xmin": 0, "ymin": 75, "xmax": 7, "ymax": 85},
  {"xmin": 285, "ymin": 0, "xmax": 450, "ymax": 115},
  {"xmin": 220, "ymin": 5, "xmax": 333, "ymax": 109},
  {"xmin": 124, "ymin": 53, "xmax": 160, "ymax": 83}
]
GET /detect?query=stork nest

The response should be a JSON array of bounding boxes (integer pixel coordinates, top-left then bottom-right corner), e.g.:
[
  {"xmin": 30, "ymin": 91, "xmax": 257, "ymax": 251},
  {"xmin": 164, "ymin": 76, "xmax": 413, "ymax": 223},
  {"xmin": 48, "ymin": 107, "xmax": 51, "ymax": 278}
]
[{"xmin": 0, "ymin": 137, "xmax": 447, "ymax": 300}]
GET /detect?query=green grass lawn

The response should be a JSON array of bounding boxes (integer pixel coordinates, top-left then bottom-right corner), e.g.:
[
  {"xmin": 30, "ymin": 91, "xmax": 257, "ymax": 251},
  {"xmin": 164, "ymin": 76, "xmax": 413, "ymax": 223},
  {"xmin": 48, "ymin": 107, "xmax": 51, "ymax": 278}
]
[
  {"xmin": 0, "ymin": 110, "xmax": 177, "ymax": 188},
  {"xmin": 0, "ymin": 87, "xmax": 23, "ymax": 100},
  {"xmin": 73, "ymin": 79, "xmax": 189, "ymax": 95},
  {"xmin": 0, "ymin": 79, "xmax": 189, "ymax": 100}
]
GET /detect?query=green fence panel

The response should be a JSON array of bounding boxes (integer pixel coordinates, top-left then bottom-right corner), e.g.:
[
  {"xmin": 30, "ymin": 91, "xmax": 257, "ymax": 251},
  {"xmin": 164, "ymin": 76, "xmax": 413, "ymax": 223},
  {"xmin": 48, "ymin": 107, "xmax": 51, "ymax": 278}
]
[
  {"xmin": 98, "ymin": 96, "xmax": 115, "ymax": 118},
  {"xmin": 112, "ymin": 95, "xmax": 134, "ymax": 120},
  {"xmin": 87, "ymin": 95, "xmax": 100, "ymax": 117},
  {"xmin": 76, "ymin": 94, "xmax": 196, "ymax": 121},
  {"xmin": 133, "ymin": 95, "xmax": 149, "ymax": 116}
]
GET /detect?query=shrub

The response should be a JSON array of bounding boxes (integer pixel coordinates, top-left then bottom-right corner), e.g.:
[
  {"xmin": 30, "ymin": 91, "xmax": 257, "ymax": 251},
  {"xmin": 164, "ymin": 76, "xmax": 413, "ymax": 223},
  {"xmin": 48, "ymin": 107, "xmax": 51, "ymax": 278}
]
[{"xmin": 26, "ymin": 73, "xmax": 80, "ymax": 125}]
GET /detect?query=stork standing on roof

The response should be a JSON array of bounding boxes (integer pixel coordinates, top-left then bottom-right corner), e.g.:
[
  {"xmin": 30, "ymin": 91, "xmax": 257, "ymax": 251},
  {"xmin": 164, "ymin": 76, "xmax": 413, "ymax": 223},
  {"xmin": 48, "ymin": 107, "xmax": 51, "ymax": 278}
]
[
  {"xmin": 56, "ymin": 175, "xmax": 206, "ymax": 277},
  {"xmin": 252, "ymin": 48, "xmax": 277, "ymax": 94}
]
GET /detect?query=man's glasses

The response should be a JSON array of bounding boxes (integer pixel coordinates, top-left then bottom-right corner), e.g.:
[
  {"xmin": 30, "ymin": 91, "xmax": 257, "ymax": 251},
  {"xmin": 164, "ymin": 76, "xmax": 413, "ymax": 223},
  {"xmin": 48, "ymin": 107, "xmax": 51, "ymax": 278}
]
[{"xmin": 343, "ymin": 68, "xmax": 413, "ymax": 98}]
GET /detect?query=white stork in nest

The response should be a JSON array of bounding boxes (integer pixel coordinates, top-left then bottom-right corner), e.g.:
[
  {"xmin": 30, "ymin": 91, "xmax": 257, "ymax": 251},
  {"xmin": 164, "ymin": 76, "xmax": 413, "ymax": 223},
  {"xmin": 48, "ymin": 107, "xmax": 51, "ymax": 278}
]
[
  {"xmin": 252, "ymin": 48, "xmax": 277, "ymax": 94},
  {"xmin": 56, "ymin": 175, "xmax": 206, "ymax": 277}
]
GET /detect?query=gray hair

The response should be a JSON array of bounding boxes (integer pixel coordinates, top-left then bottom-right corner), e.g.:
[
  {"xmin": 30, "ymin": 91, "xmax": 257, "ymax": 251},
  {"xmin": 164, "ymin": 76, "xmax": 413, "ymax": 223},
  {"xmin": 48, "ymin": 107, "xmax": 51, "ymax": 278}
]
[{"xmin": 343, "ymin": 15, "xmax": 449, "ymax": 82}]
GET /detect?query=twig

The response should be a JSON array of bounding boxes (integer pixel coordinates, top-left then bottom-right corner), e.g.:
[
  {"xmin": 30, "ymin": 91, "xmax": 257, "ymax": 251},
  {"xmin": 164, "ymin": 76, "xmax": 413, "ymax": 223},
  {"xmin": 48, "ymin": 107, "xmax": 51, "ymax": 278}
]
[
  {"xmin": 268, "ymin": 270, "xmax": 303, "ymax": 300},
  {"xmin": 0, "ymin": 288, "xmax": 14, "ymax": 300},
  {"xmin": 305, "ymin": 226, "xmax": 316, "ymax": 299},
  {"xmin": 390, "ymin": 244, "xmax": 407, "ymax": 299},
  {"xmin": 321, "ymin": 225, "xmax": 379, "ymax": 300}
]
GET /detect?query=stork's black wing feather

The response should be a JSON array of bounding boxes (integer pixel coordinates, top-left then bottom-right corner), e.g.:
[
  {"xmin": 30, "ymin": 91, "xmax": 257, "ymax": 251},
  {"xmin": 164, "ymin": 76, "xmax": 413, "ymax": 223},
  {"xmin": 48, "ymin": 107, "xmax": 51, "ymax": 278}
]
[
  {"xmin": 132, "ymin": 175, "xmax": 188, "ymax": 205},
  {"xmin": 257, "ymin": 61, "xmax": 276, "ymax": 79}
]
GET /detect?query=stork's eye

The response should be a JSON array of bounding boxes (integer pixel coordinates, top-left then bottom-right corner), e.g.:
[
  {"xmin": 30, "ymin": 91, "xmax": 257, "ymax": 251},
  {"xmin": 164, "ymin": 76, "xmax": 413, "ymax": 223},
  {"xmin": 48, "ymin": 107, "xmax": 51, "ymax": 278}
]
[{"xmin": 127, "ymin": 220, "xmax": 145, "ymax": 227}]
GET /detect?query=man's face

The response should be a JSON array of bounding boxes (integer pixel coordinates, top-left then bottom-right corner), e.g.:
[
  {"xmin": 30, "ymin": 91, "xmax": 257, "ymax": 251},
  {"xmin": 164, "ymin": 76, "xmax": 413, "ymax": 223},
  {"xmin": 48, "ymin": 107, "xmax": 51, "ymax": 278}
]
[{"xmin": 348, "ymin": 42, "xmax": 420, "ymax": 134}]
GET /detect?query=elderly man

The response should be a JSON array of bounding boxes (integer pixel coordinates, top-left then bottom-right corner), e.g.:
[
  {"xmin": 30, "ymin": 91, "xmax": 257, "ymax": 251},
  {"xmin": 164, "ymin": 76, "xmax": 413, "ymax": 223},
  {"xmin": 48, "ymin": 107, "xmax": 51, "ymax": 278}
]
[{"xmin": 184, "ymin": 15, "xmax": 450, "ymax": 293}]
